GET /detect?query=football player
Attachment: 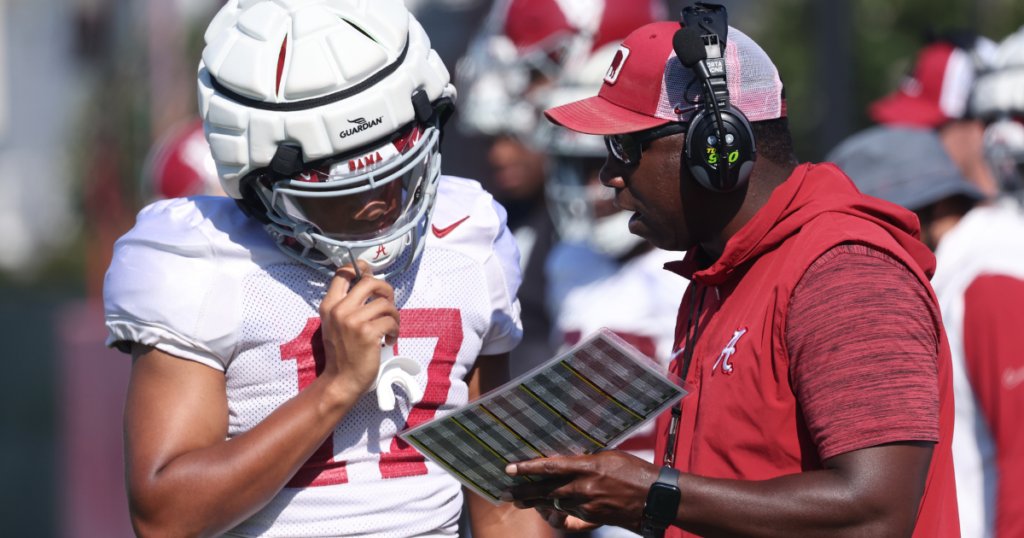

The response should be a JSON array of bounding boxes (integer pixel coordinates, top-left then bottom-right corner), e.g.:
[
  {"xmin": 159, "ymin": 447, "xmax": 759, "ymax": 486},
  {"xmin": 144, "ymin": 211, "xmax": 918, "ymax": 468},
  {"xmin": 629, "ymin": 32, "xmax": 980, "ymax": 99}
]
[
  {"xmin": 937, "ymin": 25, "xmax": 1024, "ymax": 538},
  {"xmin": 459, "ymin": 5, "xmax": 683, "ymax": 537},
  {"xmin": 456, "ymin": 0, "xmax": 669, "ymax": 378},
  {"xmin": 540, "ymin": 45, "xmax": 688, "ymax": 471},
  {"xmin": 104, "ymin": 1, "xmax": 551, "ymax": 537}
]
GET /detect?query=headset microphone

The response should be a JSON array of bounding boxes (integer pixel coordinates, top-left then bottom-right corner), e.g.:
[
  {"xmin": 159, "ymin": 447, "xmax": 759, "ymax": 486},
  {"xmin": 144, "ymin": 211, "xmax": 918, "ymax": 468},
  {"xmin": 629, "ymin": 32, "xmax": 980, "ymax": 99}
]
[
  {"xmin": 674, "ymin": 28, "xmax": 732, "ymax": 188},
  {"xmin": 673, "ymin": 28, "xmax": 710, "ymax": 78},
  {"xmin": 673, "ymin": 5, "xmax": 757, "ymax": 192}
]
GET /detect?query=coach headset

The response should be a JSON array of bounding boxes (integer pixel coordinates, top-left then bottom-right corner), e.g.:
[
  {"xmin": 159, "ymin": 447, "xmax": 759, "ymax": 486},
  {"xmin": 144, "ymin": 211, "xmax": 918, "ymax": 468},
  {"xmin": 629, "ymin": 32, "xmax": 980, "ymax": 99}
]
[{"xmin": 674, "ymin": 3, "xmax": 756, "ymax": 192}]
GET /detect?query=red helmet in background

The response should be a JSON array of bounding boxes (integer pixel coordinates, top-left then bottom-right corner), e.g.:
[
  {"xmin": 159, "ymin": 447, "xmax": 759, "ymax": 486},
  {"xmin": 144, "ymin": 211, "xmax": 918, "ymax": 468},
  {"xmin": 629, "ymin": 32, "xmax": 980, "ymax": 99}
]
[
  {"xmin": 456, "ymin": 0, "xmax": 666, "ymax": 139},
  {"xmin": 142, "ymin": 119, "xmax": 224, "ymax": 201},
  {"xmin": 459, "ymin": 0, "xmax": 666, "ymax": 259}
]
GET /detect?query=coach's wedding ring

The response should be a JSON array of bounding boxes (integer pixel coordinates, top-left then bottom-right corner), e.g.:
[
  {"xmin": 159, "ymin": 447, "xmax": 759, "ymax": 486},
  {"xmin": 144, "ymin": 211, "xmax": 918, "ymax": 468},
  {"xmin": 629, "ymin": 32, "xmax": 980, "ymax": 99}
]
[{"xmin": 553, "ymin": 498, "xmax": 564, "ymax": 512}]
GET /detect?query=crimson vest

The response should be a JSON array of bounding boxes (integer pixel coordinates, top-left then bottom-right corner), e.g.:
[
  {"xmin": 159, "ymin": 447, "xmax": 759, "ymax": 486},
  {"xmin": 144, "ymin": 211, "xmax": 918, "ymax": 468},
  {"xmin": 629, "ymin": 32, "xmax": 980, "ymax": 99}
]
[{"xmin": 654, "ymin": 163, "xmax": 959, "ymax": 537}]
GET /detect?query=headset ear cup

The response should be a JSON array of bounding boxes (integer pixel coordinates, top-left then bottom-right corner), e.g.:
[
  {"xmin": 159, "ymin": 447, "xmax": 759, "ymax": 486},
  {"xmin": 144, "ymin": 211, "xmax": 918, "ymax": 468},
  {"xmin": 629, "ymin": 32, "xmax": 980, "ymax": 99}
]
[
  {"xmin": 731, "ymin": 108, "xmax": 757, "ymax": 189},
  {"xmin": 684, "ymin": 107, "xmax": 757, "ymax": 192},
  {"xmin": 685, "ymin": 109, "xmax": 721, "ymax": 191}
]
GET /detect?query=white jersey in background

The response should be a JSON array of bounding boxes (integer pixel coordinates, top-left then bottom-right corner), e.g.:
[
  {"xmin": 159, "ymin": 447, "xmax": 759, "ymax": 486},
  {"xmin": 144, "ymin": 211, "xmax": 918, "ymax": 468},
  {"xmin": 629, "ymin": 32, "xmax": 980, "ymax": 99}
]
[
  {"xmin": 546, "ymin": 243, "xmax": 688, "ymax": 460},
  {"xmin": 104, "ymin": 176, "xmax": 523, "ymax": 538},
  {"xmin": 931, "ymin": 199, "xmax": 1024, "ymax": 538},
  {"xmin": 546, "ymin": 243, "xmax": 687, "ymax": 538}
]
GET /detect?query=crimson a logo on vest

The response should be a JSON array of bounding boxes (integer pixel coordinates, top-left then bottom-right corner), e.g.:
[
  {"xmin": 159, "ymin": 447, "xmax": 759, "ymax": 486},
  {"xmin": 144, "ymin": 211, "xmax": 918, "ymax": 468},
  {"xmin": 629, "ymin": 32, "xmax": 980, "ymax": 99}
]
[
  {"xmin": 340, "ymin": 117, "xmax": 383, "ymax": 139},
  {"xmin": 713, "ymin": 328, "xmax": 748, "ymax": 375}
]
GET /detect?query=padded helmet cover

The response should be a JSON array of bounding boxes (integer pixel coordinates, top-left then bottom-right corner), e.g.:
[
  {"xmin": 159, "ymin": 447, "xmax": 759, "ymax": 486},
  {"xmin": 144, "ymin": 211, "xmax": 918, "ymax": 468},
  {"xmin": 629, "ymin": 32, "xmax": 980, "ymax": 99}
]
[{"xmin": 199, "ymin": 0, "xmax": 456, "ymax": 199}]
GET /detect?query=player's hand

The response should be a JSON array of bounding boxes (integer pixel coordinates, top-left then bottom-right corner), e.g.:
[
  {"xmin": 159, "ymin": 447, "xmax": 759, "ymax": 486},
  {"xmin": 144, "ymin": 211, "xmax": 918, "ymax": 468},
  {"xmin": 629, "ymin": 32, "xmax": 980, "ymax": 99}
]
[
  {"xmin": 500, "ymin": 450, "xmax": 660, "ymax": 533},
  {"xmin": 318, "ymin": 260, "xmax": 401, "ymax": 400}
]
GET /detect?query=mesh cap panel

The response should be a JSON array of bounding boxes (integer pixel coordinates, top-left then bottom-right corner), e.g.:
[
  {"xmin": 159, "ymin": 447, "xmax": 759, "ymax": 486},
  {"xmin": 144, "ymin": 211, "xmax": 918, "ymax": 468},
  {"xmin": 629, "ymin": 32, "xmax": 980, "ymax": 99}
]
[{"xmin": 655, "ymin": 27, "xmax": 784, "ymax": 123}]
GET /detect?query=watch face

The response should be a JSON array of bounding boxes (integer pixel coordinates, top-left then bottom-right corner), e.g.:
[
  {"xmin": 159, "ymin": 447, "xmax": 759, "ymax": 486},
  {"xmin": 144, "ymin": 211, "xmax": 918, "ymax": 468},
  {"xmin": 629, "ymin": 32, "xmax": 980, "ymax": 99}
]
[{"xmin": 645, "ymin": 484, "xmax": 682, "ymax": 523}]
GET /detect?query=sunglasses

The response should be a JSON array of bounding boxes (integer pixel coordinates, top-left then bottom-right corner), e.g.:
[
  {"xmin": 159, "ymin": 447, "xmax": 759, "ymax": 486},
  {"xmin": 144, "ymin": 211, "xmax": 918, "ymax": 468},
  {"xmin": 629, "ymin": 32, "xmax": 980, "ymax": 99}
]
[{"xmin": 604, "ymin": 122, "xmax": 689, "ymax": 166}]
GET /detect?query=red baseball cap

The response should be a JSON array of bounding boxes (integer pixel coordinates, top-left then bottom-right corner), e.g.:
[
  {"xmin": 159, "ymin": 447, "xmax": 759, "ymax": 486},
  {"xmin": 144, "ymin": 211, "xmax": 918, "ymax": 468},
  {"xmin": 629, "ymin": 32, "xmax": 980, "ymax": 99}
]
[
  {"xmin": 869, "ymin": 41, "xmax": 987, "ymax": 128},
  {"xmin": 544, "ymin": 22, "xmax": 786, "ymax": 135}
]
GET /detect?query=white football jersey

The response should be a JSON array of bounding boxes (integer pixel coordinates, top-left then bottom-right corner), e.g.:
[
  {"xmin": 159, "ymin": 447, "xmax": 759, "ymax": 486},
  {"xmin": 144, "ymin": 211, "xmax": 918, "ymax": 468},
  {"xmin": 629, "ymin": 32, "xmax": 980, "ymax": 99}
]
[
  {"xmin": 546, "ymin": 243, "xmax": 686, "ymax": 538},
  {"xmin": 104, "ymin": 176, "xmax": 523, "ymax": 538},
  {"xmin": 931, "ymin": 199, "xmax": 1024, "ymax": 538},
  {"xmin": 546, "ymin": 243, "xmax": 687, "ymax": 461},
  {"xmin": 547, "ymin": 243, "xmax": 686, "ymax": 366}
]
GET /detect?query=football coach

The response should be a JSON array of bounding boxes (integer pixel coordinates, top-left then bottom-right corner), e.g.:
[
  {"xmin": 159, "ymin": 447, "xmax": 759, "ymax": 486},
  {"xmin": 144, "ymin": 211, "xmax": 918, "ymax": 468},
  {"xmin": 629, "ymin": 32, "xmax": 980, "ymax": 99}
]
[{"xmin": 500, "ymin": 9, "xmax": 960, "ymax": 538}]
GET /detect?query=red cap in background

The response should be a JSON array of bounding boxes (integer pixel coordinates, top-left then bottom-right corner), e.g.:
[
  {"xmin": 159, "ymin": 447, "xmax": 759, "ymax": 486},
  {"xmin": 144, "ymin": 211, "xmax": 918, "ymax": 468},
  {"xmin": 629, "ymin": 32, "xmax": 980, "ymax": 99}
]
[{"xmin": 869, "ymin": 40, "xmax": 993, "ymax": 128}]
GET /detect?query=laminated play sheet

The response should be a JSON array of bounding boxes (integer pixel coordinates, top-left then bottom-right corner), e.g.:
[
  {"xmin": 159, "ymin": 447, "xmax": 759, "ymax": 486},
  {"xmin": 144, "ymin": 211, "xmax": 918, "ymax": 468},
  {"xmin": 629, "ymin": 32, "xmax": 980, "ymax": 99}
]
[{"xmin": 399, "ymin": 328, "xmax": 691, "ymax": 503}]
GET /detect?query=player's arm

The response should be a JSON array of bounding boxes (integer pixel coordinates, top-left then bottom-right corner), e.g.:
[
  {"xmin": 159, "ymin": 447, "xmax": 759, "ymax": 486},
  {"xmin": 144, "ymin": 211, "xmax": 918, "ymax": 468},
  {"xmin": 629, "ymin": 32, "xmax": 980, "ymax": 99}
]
[
  {"xmin": 463, "ymin": 352, "xmax": 556, "ymax": 538},
  {"xmin": 963, "ymin": 275, "xmax": 1024, "ymax": 535},
  {"xmin": 124, "ymin": 262, "xmax": 399, "ymax": 538}
]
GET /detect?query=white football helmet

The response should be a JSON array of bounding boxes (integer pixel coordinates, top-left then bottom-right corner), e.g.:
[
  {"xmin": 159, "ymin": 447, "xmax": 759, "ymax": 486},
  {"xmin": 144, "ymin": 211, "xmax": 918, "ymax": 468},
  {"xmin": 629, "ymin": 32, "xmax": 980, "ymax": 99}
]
[
  {"xmin": 972, "ymin": 25, "xmax": 1024, "ymax": 195},
  {"xmin": 199, "ymin": 0, "xmax": 456, "ymax": 280}
]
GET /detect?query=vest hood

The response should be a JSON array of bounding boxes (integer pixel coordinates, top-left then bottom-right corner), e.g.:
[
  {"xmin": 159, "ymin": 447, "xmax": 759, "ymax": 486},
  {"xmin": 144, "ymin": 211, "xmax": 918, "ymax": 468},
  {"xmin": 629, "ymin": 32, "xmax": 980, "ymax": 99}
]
[{"xmin": 678, "ymin": 163, "xmax": 936, "ymax": 287}]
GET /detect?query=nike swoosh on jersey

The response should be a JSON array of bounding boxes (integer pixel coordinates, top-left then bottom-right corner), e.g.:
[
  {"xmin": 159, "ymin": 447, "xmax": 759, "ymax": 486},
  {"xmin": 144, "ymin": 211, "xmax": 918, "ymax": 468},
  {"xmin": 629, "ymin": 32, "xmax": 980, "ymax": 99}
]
[{"xmin": 432, "ymin": 216, "xmax": 470, "ymax": 238}]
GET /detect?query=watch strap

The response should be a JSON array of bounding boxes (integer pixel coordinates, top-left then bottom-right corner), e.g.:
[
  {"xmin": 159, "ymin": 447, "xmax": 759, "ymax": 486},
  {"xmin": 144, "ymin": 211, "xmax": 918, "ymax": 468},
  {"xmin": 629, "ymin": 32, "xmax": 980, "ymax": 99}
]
[
  {"xmin": 642, "ymin": 466, "xmax": 682, "ymax": 538},
  {"xmin": 655, "ymin": 465, "xmax": 681, "ymax": 488}
]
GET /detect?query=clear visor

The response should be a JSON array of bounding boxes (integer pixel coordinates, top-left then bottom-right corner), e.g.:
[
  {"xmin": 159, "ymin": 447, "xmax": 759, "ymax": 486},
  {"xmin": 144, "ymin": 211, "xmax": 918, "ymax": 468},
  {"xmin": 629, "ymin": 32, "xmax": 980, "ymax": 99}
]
[
  {"xmin": 278, "ymin": 176, "xmax": 409, "ymax": 240},
  {"xmin": 260, "ymin": 126, "xmax": 437, "ymax": 242}
]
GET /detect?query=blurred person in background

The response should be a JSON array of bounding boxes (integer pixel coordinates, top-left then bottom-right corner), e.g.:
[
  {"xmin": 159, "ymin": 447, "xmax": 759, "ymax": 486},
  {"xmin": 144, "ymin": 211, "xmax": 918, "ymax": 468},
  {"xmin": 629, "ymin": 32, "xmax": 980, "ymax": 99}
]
[
  {"xmin": 534, "ymin": 0, "xmax": 684, "ymax": 463},
  {"xmin": 456, "ymin": 0, "xmax": 666, "ymax": 377},
  {"xmin": 141, "ymin": 119, "xmax": 225, "ymax": 202},
  {"xmin": 827, "ymin": 128, "xmax": 985, "ymax": 251},
  {"xmin": 869, "ymin": 31, "xmax": 999, "ymax": 198},
  {"xmin": 530, "ymin": 2, "xmax": 685, "ymax": 536},
  {"xmin": 940, "ymin": 24, "xmax": 1024, "ymax": 538},
  {"xmin": 104, "ymin": 1, "xmax": 552, "ymax": 537}
]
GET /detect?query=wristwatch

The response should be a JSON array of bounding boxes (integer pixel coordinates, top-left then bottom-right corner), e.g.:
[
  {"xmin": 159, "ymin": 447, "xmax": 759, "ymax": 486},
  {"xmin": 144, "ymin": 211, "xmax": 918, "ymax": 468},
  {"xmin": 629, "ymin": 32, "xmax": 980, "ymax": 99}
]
[{"xmin": 641, "ymin": 466, "xmax": 681, "ymax": 538}]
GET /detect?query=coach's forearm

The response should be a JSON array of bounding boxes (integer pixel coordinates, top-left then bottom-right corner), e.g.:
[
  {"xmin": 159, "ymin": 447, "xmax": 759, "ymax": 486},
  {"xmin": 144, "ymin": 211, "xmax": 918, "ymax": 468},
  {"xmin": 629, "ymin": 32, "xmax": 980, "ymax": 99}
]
[
  {"xmin": 127, "ymin": 373, "xmax": 361, "ymax": 538},
  {"xmin": 506, "ymin": 442, "xmax": 933, "ymax": 537},
  {"xmin": 671, "ymin": 443, "xmax": 933, "ymax": 538}
]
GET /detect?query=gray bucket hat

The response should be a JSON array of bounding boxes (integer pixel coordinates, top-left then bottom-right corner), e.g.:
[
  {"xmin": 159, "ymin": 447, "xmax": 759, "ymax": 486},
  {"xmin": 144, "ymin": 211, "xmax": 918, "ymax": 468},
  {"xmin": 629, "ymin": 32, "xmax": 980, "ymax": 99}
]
[{"xmin": 827, "ymin": 125, "xmax": 985, "ymax": 211}]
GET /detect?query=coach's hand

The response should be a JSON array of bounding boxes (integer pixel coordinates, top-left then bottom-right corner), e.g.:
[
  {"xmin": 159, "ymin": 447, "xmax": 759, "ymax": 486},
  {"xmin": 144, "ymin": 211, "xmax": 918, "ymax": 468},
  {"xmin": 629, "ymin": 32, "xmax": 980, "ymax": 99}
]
[
  {"xmin": 319, "ymin": 260, "xmax": 401, "ymax": 400},
  {"xmin": 501, "ymin": 450, "xmax": 660, "ymax": 533}
]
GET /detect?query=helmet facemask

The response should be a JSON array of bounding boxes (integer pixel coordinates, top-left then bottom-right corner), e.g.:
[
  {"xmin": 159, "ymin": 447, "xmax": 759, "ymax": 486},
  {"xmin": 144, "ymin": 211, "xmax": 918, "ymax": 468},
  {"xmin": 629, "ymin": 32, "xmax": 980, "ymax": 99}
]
[
  {"xmin": 546, "ymin": 156, "xmax": 646, "ymax": 259},
  {"xmin": 984, "ymin": 117, "xmax": 1024, "ymax": 200},
  {"xmin": 241, "ymin": 117, "xmax": 445, "ymax": 281}
]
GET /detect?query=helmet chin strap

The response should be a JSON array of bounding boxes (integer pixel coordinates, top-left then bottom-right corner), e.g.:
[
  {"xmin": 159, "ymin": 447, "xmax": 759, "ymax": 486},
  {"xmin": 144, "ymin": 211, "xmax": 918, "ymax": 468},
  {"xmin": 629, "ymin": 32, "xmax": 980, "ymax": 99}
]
[{"xmin": 319, "ymin": 233, "xmax": 414, "ymax": 280}]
